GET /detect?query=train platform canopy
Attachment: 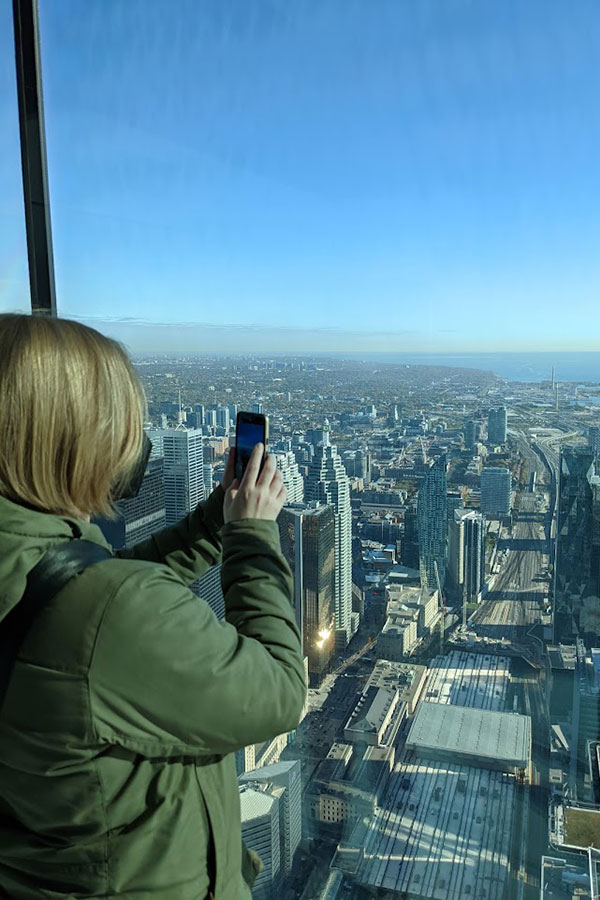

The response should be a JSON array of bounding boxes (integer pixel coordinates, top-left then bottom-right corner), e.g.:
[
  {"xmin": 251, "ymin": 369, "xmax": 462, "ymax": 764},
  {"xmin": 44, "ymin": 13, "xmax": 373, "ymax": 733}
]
[{"xmin": 406, "ymin": 701, "xmax": 531, "ymax": 772}]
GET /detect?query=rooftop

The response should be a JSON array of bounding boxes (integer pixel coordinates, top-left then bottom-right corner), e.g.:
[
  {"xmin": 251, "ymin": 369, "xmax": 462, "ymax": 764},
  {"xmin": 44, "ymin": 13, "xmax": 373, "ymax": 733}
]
[
  {"xmin": 355, "ymin": 756, "xmax": 515, "ymax": 900},
  {"xmin": 345, "ymin": 686, "xmax": 398, "ymax": 736},
  {"xmin": 407, "ymin": 701, "xmax": 531, "ymax": 769}
]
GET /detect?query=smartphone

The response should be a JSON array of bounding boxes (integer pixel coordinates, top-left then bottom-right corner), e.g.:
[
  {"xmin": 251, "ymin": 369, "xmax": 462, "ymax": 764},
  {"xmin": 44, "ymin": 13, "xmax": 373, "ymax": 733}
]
[{"xmin": 235, "ymin": 412, "xmax": 269, "ymax": 481}]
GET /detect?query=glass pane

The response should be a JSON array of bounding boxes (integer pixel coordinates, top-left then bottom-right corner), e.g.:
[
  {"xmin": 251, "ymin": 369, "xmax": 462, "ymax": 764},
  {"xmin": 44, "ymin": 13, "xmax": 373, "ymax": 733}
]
[
  {"xmin": 0, "ymin": 1, "xmax": 30, "ymax": 312},
  {"xmin": 31, "ymin": 2, "xmax": 600, "ymax": 899}
]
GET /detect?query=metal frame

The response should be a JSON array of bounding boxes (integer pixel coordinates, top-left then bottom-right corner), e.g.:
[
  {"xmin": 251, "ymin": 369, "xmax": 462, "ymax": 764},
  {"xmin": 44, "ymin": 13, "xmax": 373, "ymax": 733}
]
[{"xmin": 12, "ymin": 0, "xmax": 57, "ymax": 317}]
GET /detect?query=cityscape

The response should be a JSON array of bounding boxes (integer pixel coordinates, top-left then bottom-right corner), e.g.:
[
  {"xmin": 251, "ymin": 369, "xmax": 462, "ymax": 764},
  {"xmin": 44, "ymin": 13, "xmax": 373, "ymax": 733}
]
[
  {"xmin": 4, "ymin": 3, "xmax": 600, "ymax": 897},
  {"xmin": 91, "ymin": 353, "xmax": 600, "ymax": 900}
]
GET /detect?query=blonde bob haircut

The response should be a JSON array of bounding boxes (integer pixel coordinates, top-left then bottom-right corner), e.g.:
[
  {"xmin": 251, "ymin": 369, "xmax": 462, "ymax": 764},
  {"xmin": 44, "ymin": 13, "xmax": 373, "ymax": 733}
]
[{"xmin": 0, "ymin": 313, "xmax": 148, "ymax": 522}]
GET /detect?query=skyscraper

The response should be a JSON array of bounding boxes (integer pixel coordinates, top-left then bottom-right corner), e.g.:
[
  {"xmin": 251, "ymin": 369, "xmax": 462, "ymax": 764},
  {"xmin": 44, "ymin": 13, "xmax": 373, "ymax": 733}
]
[
  {"xmin": 238, "ymin": 760, "xmax": 302, "ymax": 877},
  {"xmin": 92, "ymin": 454, "xmax": 167, "ymax": 551},
  {"xmin": 273, "ymin": 451, "xmax": 304, "ymax": 504},
  {"xmin": 464, "ymin": 421, "xmax": 481, "ymax": 451},
  {"xmin": 147, "ymin": 425, "xmax": 205, "ymax": 524},
  {"xmin": 402, "ymin": 504, "xmax": 420, "ymax": 570},
  {"xmin": 447, "ymin": 509, "xmax": 485, "ymax": 617},
  {"xmin": 305, "ymin": 436, "xmax": 354, "ymax": 648},
  {"xmin": 554, "ymin": 449, "xmax": 600, "ymax": 643},
  {"xmin": 417, "ymin": 455, "xmax": 447, "ymax": 592},
  {"xmin": 480, "ymin": 467, "xmax": 512, "ymax": 518},
  {"xmin": 488, "ymin": 406, "xmax": 508, "ymax": 445},
  {"xmin": 279, "ymin": 503, "xmax": 335, "ymax": 685},
  {"xmin": 589, "ymin": 426, "xmax": 600, "ymax": 459},
  {"xmin": 239, "ymin": 786, "xmax": 281, "ymax": 899},
  {"xmin": 215, "ymin": 405, "xmax": 230, "ymax": 431}
]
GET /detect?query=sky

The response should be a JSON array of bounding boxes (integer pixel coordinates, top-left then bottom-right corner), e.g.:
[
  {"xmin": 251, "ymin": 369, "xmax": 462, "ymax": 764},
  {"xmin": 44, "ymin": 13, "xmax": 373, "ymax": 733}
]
[{"xmin": 1, "ymin": 0, "xmax": 600, "ymax": 354}]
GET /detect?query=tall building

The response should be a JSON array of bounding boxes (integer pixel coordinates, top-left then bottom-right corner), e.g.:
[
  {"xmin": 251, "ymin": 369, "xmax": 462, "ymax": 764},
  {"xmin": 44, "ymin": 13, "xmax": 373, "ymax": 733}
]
[
  {"xmin": 464, "ymin": 421, "xmax": 481, "ymax": 451},
  {"xmin": 215, "ymin": 405, "xmax": 230, "ymax": 431},
  {"xmin": 306, "ymin": 424, "xmax": 331, "ymax": 448},
  {"xmin": 463, "ymin": 510, "xmax": 485, "ymax": 605},
  {"xmin": 279, "ymin": 503, "xmax": 335, "ymax": 685},
  {"xmin": 305, "ymin": 436, "xmax": 355, "ymax": 648},
  {"xmin": 417, "ymin": 455, "xmax": 447, "ymax": 592},
  {"xmin": 480, "ymin": 467, "xmax": 511, "ymax": 518},
  {"xmin": 273, "ymin": 451, "xmax": 304, "ymax": 504},
  {"xmin": 446, "ymin": 490, "xmax": 464, "ymax": 521},
  {"xmin": 239, "ymin": 786, "xmax": 281, "ymax": 900},
  {"xmin": 341, "ymin": 448, "xmax": 371, "ymax": 482},
  {"xmin": 448, "ymin": 509, "xmax": 485, "ymax": 617},
  {"xmin": 252, "ymin": 402, "xmax": 263, "ymax": 415},
  {"xmin": 238, "ymin": 760, "xmax": 302, "ymax": 877},
  {"xmin": 488, "ymin": 406, "xmax": 508, "ymax": 445},
  {"xmin": 402, "ymin": 503, "xmax": 420, "ymax": 570},
  {"xmin": 92, "ymin": 455, "xmax": 167, "ymax": 551},
  {"xmin": 147, "ymin": 425, "xmax": 205, "ymax": 524},
  {"xmin": 589, "ymin": 426, "xmax": 600, "ymax": 459},
  {"xmin": 554, "ymin": 449, "xmax": 600, "ymax": 643}
]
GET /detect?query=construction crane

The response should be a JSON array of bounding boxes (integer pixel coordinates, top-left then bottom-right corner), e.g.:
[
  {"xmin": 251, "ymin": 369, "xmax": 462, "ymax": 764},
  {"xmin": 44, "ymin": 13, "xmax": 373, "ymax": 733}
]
[{"xmin": 433, "ymin": 560, "xmax": 447, "ymax": 657}]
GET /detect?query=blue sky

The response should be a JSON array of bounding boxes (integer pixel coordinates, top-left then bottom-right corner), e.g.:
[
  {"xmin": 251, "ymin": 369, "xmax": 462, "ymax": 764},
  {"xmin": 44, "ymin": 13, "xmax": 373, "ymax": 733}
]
[{"xmin": 2, "ymin": 0, "xmax": 600, "ymax": 352}]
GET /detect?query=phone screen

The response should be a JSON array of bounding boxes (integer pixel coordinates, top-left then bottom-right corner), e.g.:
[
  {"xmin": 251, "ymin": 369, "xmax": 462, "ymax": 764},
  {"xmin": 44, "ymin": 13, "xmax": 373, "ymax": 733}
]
[{"xmin": 235, "ymin": 420, "xmax": 265, "ymax": 480}]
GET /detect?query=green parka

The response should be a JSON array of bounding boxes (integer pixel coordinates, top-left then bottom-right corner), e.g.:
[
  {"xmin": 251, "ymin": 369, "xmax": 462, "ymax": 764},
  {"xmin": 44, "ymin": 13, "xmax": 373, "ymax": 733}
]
[{"xmin": 0, "ymin": 485, "xmax": 307, "ymax": 899}]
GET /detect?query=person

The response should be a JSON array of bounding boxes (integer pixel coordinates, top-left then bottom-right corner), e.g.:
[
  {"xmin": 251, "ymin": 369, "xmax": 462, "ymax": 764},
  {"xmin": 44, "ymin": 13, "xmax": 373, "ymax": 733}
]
[{"xmin": 0, "ymin": 313, "xmax": 307, "ymax": 899}]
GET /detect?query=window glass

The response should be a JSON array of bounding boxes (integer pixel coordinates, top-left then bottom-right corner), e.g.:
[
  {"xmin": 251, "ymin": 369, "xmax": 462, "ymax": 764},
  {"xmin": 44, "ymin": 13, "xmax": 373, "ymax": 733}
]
[
  {"xmin": 0, "ymin": 0, "xmax": 30, "ymax": 313},
  {"xmin": 35, "ymin": 2, "xmax": 600, "ymax": 899}
]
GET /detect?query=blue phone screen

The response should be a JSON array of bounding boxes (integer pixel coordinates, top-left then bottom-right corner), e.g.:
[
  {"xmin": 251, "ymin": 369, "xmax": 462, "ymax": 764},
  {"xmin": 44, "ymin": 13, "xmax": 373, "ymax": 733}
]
[{"xmin": 235, "ymin": 421, "xmax": 265, "ymax": 479}]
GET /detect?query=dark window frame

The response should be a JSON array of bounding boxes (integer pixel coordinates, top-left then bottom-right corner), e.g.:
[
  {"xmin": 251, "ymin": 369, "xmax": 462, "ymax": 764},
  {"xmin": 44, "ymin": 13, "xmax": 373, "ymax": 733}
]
[{"xmin": 12, "ymin": 0, "xmax": 56, "ymax": 318}]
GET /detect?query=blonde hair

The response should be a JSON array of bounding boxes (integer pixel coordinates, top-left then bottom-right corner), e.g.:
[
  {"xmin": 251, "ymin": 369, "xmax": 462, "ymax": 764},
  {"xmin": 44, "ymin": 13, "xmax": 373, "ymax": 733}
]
[{"xmin": 0, "ymin": 313, "xmax": 148, "ymax": 521}]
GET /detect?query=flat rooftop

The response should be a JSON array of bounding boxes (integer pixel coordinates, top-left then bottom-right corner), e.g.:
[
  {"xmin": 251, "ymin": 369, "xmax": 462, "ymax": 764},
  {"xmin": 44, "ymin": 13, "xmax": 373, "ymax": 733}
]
[
  {"xmin": 406, "ymin": 701, "xmax": 531, "ymax": 770},
  {"xmin": 356, "ymin": 755, "xmax": 515, "ymax": 900},
  {"xmin": 424, "ymin": 650, "xmax": 511, "ymax": 712}
]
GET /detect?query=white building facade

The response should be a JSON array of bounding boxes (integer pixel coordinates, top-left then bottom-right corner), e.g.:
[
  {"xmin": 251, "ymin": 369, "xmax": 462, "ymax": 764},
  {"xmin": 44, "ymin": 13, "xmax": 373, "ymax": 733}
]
[{"xmin": 305, "ymin": 438, "xmax": 355, "ymax": 649}]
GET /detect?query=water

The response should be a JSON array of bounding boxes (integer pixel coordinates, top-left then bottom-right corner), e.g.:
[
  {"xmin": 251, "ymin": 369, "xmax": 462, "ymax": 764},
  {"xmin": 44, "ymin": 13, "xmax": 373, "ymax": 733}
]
[{"xmin": 328, "ymin": 352, "xmax": 600, "ymax": 384}]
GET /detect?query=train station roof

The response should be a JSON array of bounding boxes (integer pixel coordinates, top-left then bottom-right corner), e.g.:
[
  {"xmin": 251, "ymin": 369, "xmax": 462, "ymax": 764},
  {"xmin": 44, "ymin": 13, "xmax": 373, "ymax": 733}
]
[{"xmin": 406, "ymin": 701, "xmax": 531, "ymax": 770}]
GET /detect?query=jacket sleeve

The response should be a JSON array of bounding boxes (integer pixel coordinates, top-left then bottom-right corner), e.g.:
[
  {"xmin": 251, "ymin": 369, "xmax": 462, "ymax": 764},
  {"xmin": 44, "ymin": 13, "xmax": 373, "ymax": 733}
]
[
  {"xmin": 114, "ymin": 485, "xmax": 225, "ymax": 585},
  {"xmin": 89, "ymin": 518, "xmax": 307, "ymax": 758}
]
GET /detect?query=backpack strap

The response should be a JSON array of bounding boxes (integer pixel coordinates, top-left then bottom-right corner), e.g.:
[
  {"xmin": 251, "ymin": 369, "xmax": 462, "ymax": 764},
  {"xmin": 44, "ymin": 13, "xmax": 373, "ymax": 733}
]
[{"xmin": 0, "ymin": 539, "xmax": 113, "ymax": 712}]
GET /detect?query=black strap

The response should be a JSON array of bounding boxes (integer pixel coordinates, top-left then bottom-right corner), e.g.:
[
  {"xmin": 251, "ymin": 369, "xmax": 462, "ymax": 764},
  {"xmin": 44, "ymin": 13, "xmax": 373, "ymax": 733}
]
[{"xmin": 0, "ymin": 539, "xmax": 113, "ymax": 711}]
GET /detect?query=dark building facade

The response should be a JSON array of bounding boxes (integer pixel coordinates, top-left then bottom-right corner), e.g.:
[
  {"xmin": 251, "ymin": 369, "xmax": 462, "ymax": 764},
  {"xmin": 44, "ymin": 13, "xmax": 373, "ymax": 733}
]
[
  {"xmin": 92, "ymin": 456, "xmax": 167, "ymax": 551},
  {"xmin": 487, "ymin": 406, "xmax": 508, "ymax": 445},
  {"xmin": 417, "ymin": 455, "xmax": 447, "ymax": 592},
  {"xmin": 279, "ymin": 503, "xmax": 336, "ymax": 686},
  {"xmin": 554, "ymin": 449, "xmax": 600, "ymax": 644},
  {"xmin": 402, "ymin": 504, "xmax": 420, "ymax": 570}
]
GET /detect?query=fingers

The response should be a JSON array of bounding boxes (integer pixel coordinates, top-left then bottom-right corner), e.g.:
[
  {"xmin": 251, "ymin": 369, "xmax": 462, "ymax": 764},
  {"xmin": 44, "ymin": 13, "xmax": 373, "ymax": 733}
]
[
  {"xmin": 241, "ymin": 442, "xmax": 264, "ymax": 489},
  {"xmin": 224, "ymin": 447, "xmax": 235, "ymax": 478},
  {"xmin": 270, "ymin": 466, "xmax": 283, "ymax": 491},
  {"xmin": 257, "ymin": 452, "xmax": 276, "ymax": 487}
]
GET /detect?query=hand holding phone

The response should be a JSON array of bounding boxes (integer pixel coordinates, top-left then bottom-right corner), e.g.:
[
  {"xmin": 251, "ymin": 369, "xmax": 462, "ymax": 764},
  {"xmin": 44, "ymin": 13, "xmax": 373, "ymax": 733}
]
[{"xmin": 224, "ymin": 443, "xmax": 286, "ymax": 523}]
